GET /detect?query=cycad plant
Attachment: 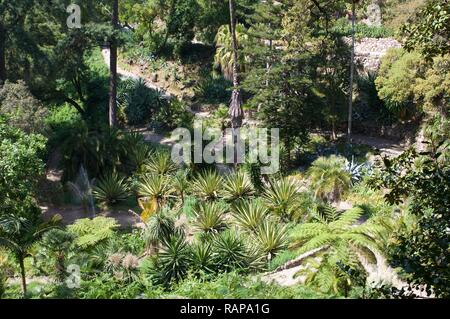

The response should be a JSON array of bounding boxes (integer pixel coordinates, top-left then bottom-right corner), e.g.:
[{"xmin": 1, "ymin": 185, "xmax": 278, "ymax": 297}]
[
  {"xmin": 254, "ymin": 220, "xmax": 288, "ymax": 261},
  {"xmin": 92, "ymin": 172, "xmax": 130, "ymax": 207},
  {"xmin": 290, "ymin": 206, "xmax": 388, "ymax": 294},
  {"xmin": 223, "ymin": 171, "xmax": 255, "ymax": 201},
  {"xmin": 144, "ymin": 151, "xmax": 178, "ymax": 176},
  {"xmin": 262, "ymin": 177, "xmax": 300, "ymax": 221},
  {"xmin": 191, "ymin": 170, "xmax": 223, "ymax": 201},
  {"xmin": 231, "ymin": 199, "xmax": 268, "ymax": 234},
  {"xmin": 193, "ymin": 201, "xmax": 228, "ymax": 237},
  {"xmin": 307, "ymin": 155, "xmax": 352, "ymax": 202}
]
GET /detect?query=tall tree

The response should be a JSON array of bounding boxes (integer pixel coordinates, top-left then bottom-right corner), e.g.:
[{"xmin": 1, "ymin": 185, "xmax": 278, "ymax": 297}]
[
  {"xmin": 347, "ymin": 0, "xmax": 357, "ymax": 142},
  {"xmin": 109, "ymin": 0, "xmax": 119, "ymax": 127},
  {"xmin": 228, "ymin": 0, "xmax": 244, "ymax": 164}
]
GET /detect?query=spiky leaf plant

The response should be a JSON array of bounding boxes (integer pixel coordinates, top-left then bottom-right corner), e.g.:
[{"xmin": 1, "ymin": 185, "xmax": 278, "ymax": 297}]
[
  {"xmin": 144, "ymin": 151, "xmax": 178, "ymax": 175},
  {"xmin": 92, "ymin": 172, "xmax": 130, "ymax": 206},
  {"xmin": 173, "ymin": 169, "xmax": 190, "ymax": 203},
  {"xmin": 262, "ymin": 177, "xmax": 300, "ymax": 221},
  {"xmin": 190, "ymin": 241, "xmax": 215, "ymax": 275},
  {"xmin": 192, "ymin": 170, "xmax": 223, "ymax": 200},
  {"xmin": 307, "ymin": 155, "xmax": 352, "ymax": 202},
  {"xmin": 254, "ymin": 220, "xmax": 288, "ymax": 261},
  {"xmin": 223, "ymin": 170, "xmax": 255, "ymax": 201},
  {"xmin": 231, "ymin": 199, "xmax": 268, "ymax": 234},
  {"xmin": 143, "ymin": 208, "xmax": 176, "ymax": 249},
  {"xmin": 152, "ymin": 233, "xmax": 191, "ymax": 286},
  {"xmin": 137, "ymin": 174, "xmax": 174, "ymax": 206},
  {"xmin": 128, "ymin": 143, "xmax": 153, "ymax": 174},
  {"xmin": 193, "ymin": 201, "xmax": 228, "ymax": 237},
  {"xmin": 212, "ymin": 230, "xmax": 250, "ymax": 272}
]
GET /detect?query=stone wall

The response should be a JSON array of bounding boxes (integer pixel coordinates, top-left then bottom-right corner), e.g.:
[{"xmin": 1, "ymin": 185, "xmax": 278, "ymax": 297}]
[{"xmin": 345, "ymin": 37, "xmax": 402, "ymax": 71}]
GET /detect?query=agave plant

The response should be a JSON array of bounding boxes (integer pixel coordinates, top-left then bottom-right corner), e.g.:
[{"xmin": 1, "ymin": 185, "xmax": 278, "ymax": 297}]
[
  {"xmin": 92, "ymin": 172, "xmax": 130, "ymax": 206},
  {"xmin": 262, "ymin": 177, "xmax": 300, "ymax": 221},
  {"xmin": 191, "ymin": 170, "xmax": 223, "ymax": 200},
  {"xmin": 143, "ymin": 208, "xmax": 176, "ymax": 249},
  {"xmin": 254, "ymin": 220, "xmax": 288, "ymax": 261},
  {"xmin": 223, "ymin": 171, "xmax": 255, "ymax": 201},
  {"xmin": 193, "ymin": 201, "xmax": 228, "ymax": 237},
  {"xmin": 231, "ymin": 199, "xmax": 268, "ymax": 234},
  {"xmin": 144, "ymin": 151, "xmax": 178, "ymax": 175},
  {"xmin": 344, "ymin": 156, "xmax": 371, "ymax": 185},
  {"xmin": 307, "ymin": 155, "xmax": 352, "ymax": 202}
]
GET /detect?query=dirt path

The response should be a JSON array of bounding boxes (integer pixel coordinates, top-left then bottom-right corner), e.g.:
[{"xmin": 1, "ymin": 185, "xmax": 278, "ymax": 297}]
[{"xmin": 350, "ymin": 133, "xmax": 406, "ymax": 157}]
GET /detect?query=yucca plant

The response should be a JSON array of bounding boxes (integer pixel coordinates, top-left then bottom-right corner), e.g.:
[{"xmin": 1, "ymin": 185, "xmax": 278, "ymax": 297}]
[
  {"xmin": 173, "ymin": 169, "xmax": 190, "ymax": 204},
  {"xmin": 193, "ymin": 201, "xmax": 228, "ymax": 237},
  {"xmin": 137, "ymin": 174, "xmax": 174, "ymax": 206},
  {"xmin": 290, "ymin": 207, "xmax": 389, "ymax": 294},
  {"xmin": 143, "ymin": 208, "xmax": 176, "ymax": 250},
  {"xmin": 190, "ymin": 241, "xmax": 215, "ymax": 275},
  {"xmin": 223, "ymin": 170, "xmax": 255, "ymax": 201},
  {"xmin": 191, "ymin": 170, "xmax": 223, "ymax": 200},
  {"xmin": 307, "ymin": 155, "xmax": 352, "ymax": 202},
  {"xmin": 212, "ymin": 230, "xmax": 249, "ymax": 272},
  {"xmin": 254, "ymin": 220, "xmax": 288, "ymax": 261},
  {"xmin": 231, "ymin": 199, "xmax": 268, "ymax": 234},
  {"xmin": 151, "ymin": 233, "xmax": 191, "ymax": 286},
  {"xmin": 92, "ymin": 172, "xmax": 130, "ymax": 206},
  {"xmin": 128, "ymin": 144, "xmax": 153, "ymax": 174},
  {"xmin": 262, "ymin": 177, "xmax": 300, "ymax": 221},
  {"xmin": 144, "ymin": 151, "xmax": 178, "ymax": 175}
]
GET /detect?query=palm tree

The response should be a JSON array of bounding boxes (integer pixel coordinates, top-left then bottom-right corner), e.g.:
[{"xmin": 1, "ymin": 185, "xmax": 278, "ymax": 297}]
[
  {"xmin": 347, "ymin": 0, "xmax": 360, "ymax": 142},
  {"xmin": 109, "ymin": 0, "xmax": 119, "ymax": 127},
  {"xmin": 0, "ymin": 211, "xmax": 59, "ymax": 295},
  {"xmin": 228, "ymin": 0, "xmax": 244, "ymax": 165},
  {"xmin": 307, "ymin": 155, "xmax": 352, "ymax": 202},
  {"xmin": 291, "ymin": 205, "xmax": 388, "ymax": 295}
]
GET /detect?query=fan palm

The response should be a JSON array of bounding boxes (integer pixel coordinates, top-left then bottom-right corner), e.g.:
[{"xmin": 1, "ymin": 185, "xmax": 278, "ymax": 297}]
[
  {"xmin": 92, "ymin": 172, "xmax": 130, "ymax": 206},
  {"xmin": 193, "ymin": 201, "xmax": 228, "ymax": 237},
  {"xmin": 231, "ymin": 198, "xmax": 268, "ymax": 234},
  {"xmin": 0, "ymin": 211, "xmax": 59, "ymax": 295},
  {"xmin": 214, "ymin": 23, "xmax": 249, "ymax": 81},
  {"xmin": 191, "ymin": 170, "xmax": 223, "ymax": 200},
  {"xmin": 290, "ymin": 206, "xmax": 388, "ymax": 294},
  {"xmin": 262, "ymin": 177, "xmax": 300, "ymax": 221},
  {"xmin": 223, "ymin": 171, "xmax": 255, "ymax": 201},
  {"xmin": 307, "ymin": 155, "xmax": 352, "ymax": 202}
]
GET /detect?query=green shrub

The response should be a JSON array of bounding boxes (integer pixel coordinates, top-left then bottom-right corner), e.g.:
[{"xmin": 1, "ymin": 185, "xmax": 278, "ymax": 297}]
[
  {"xmin": 93, "ymin": 172, "xmax": 130, "ymax": 207},
  {"xmin": 331, "ymin": 18, "xmax": 394, "ymax": 38},
  {"xmin": 67, "ymin": 217, "xmax": 119, "ymax": 249},
  {"xmin": 194, "ymin": 72, "xmax": 232, "ymax": 103}
]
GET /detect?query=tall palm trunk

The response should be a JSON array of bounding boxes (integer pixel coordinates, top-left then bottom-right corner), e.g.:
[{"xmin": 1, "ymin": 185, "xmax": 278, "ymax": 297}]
[
  {"xmin": 228, "ymin": 0, "xmax": 244, "ymax": 164},
  {"xmin": 347, "ymin": 0, "xmax": 356, "ymax": 142},
  {"xmin": 0, "ymin": 23, "xmax": 6, "ymax": 83},
  {"xmin": 19, "ymin": 255, "xmax": 27, "ymax": 296},
  {"xmin": 109, "ymin": 0, "xmax": 119, "ymax": 127}
]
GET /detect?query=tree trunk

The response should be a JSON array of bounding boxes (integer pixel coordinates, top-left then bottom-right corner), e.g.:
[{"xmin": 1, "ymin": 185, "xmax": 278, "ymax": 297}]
[
  {"xmin": 347, "ymin": 1, "xmax": 356, "ymax": 143},
  {"xmin": 109, "ymin": 0, "xmax": 119, "ymax": 128},
  {"xmin": 228, "ymin": 0, "xmax": 244, "ymax": 165},
  {"xmin": 19, "ymin": 256, "xmax": 27, "ymax": 296},
  {"xmin": 0, "ymin": 23, "xmax": 6, "ymax": 83}
]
